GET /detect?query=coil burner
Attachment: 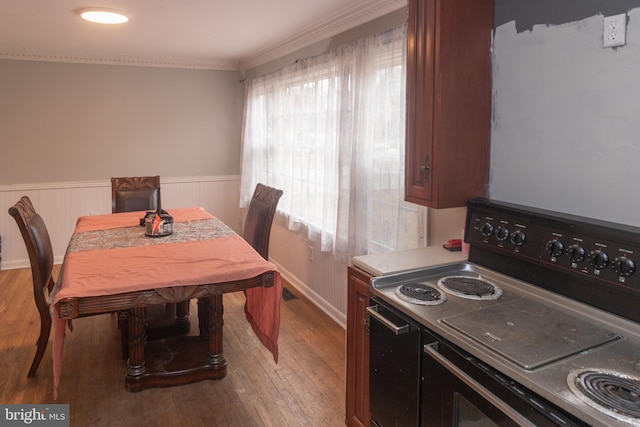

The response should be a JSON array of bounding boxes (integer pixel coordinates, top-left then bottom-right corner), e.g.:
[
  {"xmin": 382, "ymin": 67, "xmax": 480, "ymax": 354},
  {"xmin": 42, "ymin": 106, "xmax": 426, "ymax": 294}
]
[
  {"xmin": 395, "ymin": 283, "xmax": 446, "ymax": 306},
  {"xmin": 437, "ymin": 275, "xmax": 502, "ymax": 300},
  {"xmin": 568, "ymin": 369, "xmax": 640, "ymax": 425}
]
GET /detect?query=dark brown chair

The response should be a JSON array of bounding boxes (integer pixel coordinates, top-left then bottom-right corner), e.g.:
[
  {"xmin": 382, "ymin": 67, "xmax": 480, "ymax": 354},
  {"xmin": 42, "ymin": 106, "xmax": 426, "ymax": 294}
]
[
  {"xmin": 243, "ymin": 183, "xmax": 283, "ymax": 259},
  {"xmin": 111, "ymin": 175, "xmax": 187, "ymax": 358},
  {"xmin": 111, "ymin": 176, "xmax": 160, "ymax": 213},
  {"xmin": 227, "ymin": 183, "xmax": 285, "ymax": 324},
  {"xmin": 8, "ymin": 196, "xmax": 56, "ymax": 377}
]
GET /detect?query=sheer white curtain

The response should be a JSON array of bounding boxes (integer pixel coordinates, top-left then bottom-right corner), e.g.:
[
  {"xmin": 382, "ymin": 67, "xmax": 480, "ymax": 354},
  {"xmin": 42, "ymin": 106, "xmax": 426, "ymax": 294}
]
[{"xmin": 241, "ymin": 25, "xmax": 425, "ymax": 263}]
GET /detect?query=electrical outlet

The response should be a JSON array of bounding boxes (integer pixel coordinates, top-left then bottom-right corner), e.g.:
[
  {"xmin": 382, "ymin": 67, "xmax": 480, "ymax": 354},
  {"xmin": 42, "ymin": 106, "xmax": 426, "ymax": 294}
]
[{"xmin": 603, "ymin": 13, "xmax": 626, "ymax": 48}]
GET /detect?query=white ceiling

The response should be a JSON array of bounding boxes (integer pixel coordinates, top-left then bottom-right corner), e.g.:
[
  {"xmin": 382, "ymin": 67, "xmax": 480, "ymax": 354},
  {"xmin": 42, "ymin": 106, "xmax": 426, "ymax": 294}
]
[{"xmin": 0, "ymin": 0, "xmax": 405, "ymax": 71}]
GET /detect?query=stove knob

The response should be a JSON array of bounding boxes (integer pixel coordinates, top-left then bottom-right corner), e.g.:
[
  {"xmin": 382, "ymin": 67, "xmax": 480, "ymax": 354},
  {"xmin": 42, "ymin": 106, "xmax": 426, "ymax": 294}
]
[
  {"xmin": 566, "ymin": 244, "xmax": 586, "ymax": 262},
  {"xmin": 481, "ymin": 223, "xmax": 494, "ymax": 237},
  {"xmin": 496, "ymin": 225, "xmax": 510, "ymax": 241},
  {"xmin": 546, "ymin": 240, "xmax": 565, "ymax": 257},
  {"xmin": 613, "ymin": 257, "xmax": 636, "ymax": 277},
  {"xmin": 588, "ymin": 250, "xmax": 610, "ymax": 270},
  {"xmin": 510, "ymin": 230, "xmax": 526, "ymax": 246}
]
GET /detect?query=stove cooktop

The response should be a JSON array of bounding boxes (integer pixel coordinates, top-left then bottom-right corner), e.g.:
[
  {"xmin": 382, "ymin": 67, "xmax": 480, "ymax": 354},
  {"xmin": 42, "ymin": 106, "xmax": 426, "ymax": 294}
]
[{"xmin": 371, "ymin": 261, "xmax": 640, "ymax": 427}]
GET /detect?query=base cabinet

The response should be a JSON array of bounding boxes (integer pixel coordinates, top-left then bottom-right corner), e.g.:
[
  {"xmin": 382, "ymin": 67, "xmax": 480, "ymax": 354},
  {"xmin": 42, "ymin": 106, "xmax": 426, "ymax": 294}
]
[{"xmin": 346, "ymin": 266, "xmax": 372, "ymax": 427}]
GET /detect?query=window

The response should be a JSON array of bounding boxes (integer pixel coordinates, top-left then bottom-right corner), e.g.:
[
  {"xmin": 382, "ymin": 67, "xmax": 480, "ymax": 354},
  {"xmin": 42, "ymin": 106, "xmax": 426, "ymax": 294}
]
[{"xmin": 241, "ymin": 25, "xmax": 425, "ymax": 263}]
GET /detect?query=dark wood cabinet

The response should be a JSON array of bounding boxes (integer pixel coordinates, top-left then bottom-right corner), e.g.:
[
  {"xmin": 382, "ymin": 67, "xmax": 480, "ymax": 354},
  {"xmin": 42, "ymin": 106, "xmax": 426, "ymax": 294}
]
[
  {"xmin": 405, "ymin": 0, "xmax": 494, "ymax": 208},
  {"xmin": 345, "ymin": 266, "xmax": 372, "ymax": 427}
]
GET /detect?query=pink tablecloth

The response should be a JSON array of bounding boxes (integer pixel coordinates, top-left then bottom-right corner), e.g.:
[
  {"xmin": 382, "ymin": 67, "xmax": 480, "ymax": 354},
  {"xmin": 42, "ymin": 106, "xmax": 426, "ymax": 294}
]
[{"xmin": 50, "ymin": 207, "xmax": 281, "ymax": 399}]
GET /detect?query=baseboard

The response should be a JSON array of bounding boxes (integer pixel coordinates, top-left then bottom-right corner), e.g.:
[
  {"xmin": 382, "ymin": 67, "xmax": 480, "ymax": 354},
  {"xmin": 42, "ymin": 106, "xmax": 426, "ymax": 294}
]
[
  {"xmin": 1, "ymin": 260, "xmax": 29, "ymax": 270},
  {"xmin": 270, "ymin": 258, "xmax": 347, "ymax": 330}
]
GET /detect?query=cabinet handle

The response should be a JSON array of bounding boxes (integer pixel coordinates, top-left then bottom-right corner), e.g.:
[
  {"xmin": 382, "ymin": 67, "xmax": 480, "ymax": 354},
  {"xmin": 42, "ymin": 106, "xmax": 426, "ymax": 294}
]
[
  {"xmin": 366, "ymin": 305, "xmax": 410, "ymax": 335},
  {"xmin": 420, "ymin": 155, "xmax": 430, "ymax": 181}
]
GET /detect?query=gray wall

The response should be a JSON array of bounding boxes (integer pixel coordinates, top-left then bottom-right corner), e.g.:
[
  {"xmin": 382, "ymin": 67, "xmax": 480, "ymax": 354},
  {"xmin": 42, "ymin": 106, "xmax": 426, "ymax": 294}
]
[
  {"xmin": 0, "ymin": 60, "xmax": 244, "ymax": 185},
  {"xmin": 0, "ymin": 10, "xmax": 407, "ymax": 187},
  {"xmin": 491, "ymin": 1, "xmax": 640, "ymax": 226}
]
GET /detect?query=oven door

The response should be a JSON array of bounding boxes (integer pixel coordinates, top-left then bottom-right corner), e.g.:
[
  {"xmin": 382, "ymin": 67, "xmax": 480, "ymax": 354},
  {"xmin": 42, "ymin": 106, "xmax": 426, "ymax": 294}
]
[
  {"xmin": 367, "ymin": 298, "xmax": 421, "ymax": 427},
  {"xmin": 421, "ymin": 330, "xmax": 588, "ymax": 427}
]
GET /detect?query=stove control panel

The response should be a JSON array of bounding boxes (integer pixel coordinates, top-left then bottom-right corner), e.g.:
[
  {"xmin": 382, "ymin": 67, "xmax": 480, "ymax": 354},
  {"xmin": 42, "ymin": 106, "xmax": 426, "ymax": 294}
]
[{"xmin": 465, "ymin": 199, "xmax": 640, "ymax": 292}]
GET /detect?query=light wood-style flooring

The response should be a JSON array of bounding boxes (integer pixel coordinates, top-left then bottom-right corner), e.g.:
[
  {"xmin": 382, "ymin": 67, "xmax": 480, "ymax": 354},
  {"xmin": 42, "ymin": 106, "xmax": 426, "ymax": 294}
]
[{"xmin": 0, "ymin": 266, "xmax": 346, "ymax": 426}]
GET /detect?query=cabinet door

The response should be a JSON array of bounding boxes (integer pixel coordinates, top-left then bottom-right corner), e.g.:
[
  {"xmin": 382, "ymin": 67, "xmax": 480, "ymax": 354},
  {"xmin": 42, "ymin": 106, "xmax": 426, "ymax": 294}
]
[
  {"xmin": 405, "ymin": 0, "xmax": 493, "ymax": 208},
  {"xmin": 405, "ymin": 0, "xmax": 437, "ymax": 204},
  {"xmin": 345, "ymin": 266, "xmax": 372, "ymax": 427}
]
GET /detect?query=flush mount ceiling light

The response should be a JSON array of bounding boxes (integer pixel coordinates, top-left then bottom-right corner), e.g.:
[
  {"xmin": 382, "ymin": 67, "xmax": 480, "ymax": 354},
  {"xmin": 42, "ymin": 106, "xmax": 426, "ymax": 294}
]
[{"xmin": 79, "ymin": 8, "xmax": 129, "ymax": 24}]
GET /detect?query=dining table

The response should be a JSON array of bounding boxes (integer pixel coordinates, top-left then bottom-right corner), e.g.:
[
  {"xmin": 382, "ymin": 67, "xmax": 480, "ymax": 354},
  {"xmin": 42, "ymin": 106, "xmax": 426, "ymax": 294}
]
[{"xmin": 49, "ymin": 207, "xmax": 282, "ymax": 399}]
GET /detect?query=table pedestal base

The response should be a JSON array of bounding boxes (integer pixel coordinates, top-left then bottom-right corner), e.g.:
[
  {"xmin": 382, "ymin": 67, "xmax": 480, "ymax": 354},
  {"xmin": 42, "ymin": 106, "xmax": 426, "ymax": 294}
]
[
  {"xmin": 125, "ymin": 335, "xmax": 227, "ymax": 392},
  {"xmin": 125, "ymin": 294, "xmax": 225, "ymax": 392}
]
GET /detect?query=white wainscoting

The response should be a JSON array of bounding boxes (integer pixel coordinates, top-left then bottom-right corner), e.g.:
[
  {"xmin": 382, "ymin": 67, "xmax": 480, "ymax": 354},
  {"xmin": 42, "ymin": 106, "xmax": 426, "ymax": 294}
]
[{"xmin": 0, "ymin": 176, "xmax": 242, "ymax": 269}]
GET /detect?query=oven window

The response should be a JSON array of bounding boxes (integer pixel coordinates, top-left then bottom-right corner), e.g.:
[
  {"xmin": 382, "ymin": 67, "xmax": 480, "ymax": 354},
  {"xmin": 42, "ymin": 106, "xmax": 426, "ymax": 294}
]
[{"xmin": 455, "ymin": 394, "xmax": 499, "ymax": 427}]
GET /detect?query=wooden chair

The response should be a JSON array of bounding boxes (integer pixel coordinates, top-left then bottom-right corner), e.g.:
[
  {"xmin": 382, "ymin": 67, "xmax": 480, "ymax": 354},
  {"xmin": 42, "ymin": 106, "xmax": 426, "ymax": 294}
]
[
  {"xmin": 196, "ymin": 183, "xmax": 283, "ymax": 337},
  {"xmin": 111, "ymin": 175, "xmax": 188, "ymax": 358},
  {"xmin": 111, "ymin": 176, "xmax": 160, "ymax": 213},
  {"xmin": 8, "ymin": 196, "xmax": 56, "ymax": 377},
  {"xmin": 243, "ymin": 183, "xmax": 283, "ymax": 259}
]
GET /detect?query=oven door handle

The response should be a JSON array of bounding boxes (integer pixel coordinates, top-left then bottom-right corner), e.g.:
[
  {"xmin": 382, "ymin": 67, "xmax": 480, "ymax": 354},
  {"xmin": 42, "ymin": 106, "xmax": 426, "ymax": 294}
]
[
  {"xmin": 424, "ymin": 343, "xmax": 537, "ymax": 427},
  {"xmin": 366, "ymin": 305, "xmax": 410, "ymax": 335}
]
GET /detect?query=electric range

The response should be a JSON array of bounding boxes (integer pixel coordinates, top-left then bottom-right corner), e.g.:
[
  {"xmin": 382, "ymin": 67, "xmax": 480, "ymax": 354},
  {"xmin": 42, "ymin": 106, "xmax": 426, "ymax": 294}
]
[{"xmin": 368, "ymin": 198, "xmax": 640, "ymax": 427}]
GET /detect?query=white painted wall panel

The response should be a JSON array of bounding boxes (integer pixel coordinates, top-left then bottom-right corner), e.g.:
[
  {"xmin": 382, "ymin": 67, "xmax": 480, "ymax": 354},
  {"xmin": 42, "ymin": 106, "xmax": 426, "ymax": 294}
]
[{"xmin": 491, "ymin": 8, "xmax": 640, "ymax": 225}]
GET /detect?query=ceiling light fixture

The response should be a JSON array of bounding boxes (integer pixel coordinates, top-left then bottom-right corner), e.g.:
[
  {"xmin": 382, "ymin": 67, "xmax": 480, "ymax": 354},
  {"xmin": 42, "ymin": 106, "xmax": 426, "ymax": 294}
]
[{"xmin": 80, "ymin": 8, "xmax": 129, "ymax": 24}]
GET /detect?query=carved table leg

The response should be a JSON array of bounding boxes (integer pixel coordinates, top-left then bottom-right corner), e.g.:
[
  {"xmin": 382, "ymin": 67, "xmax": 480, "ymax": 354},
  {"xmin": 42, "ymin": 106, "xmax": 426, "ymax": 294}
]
[
  {"xmin": 197, "ymin": 298, "xmax": 207, "ymax": 338},
  {"xmin": 206, "ymin": 294, "xmax": 226, "ymax": 369},
  {"xmin": 196, "ymin": 296, "xmax": 227, "ymax": 368},
  {"xmin": 118, "ymin": 310, "xmax": 129, "ymax": 360},
  {"xmin": 175, "ymin": 301, "xmax": 190, "ymax": 334},
  {"xmin": 125, "ymin": 307, "xmax": 146, "ymax": 386}
]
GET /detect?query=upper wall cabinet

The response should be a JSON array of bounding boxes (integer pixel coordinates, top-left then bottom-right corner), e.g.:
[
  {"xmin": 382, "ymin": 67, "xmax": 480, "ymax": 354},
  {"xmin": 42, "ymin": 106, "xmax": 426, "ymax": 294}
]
[{"xmin": 405, "ymin": 0, "xmax": 493, "ymax": 208}]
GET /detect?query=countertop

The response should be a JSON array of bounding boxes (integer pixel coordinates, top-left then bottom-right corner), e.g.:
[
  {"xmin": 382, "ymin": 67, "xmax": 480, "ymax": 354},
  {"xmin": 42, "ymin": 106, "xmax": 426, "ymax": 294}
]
[{"xmin": 351, "ymin": 246, "xmax": 467, "ymax": 277}]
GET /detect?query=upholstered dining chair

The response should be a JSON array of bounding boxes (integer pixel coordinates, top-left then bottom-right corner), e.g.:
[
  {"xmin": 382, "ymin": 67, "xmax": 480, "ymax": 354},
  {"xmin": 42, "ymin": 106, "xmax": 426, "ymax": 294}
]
[
  {"xmin": 8, "ymin": 196, "xmax": 57, "ymax": 377},
  {"xmin": 243, "ymin": 183, "xmax": 283, "ymax": 260},
  {"xmin": 111, "ymin": 175, "xmax": 187, "ymax": 358},
  {"xmin": 111, "ymin": 175, "xmax": 160, "ymax": 213}
]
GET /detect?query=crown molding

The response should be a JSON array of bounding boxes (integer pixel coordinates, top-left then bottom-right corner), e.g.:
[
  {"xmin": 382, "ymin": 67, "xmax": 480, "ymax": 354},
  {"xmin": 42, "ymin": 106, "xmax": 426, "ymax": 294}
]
[
  {"xmin": 0, "ymin": 50, "xmax": 239, "ymax": 71},
  {"xmin": 0, "ymin": 0, "xmax": 406, "ymax": 71},
  {"xmin": 240, "ymin": 0, "xmax": 407, "ymax": 71}
]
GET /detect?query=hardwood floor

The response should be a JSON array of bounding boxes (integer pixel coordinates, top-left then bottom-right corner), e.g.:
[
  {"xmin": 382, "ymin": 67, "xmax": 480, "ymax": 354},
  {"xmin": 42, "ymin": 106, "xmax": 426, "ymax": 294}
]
[{"xmin": 0, "ymin": 266, "xmax": 347, "ymax": 426}]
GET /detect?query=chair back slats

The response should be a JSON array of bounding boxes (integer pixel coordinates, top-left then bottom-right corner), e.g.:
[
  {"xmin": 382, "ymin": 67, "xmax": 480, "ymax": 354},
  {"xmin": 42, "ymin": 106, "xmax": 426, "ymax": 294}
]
[
  {"xmin": 8, "ymin": 197, "xmax": 54, "ymax": 298},
  {"xmin": 243, "ymin": 183, "xmax": 283, "ymax": 260},
  {"xmin": 27, "ymin": 215, "xmax": 55, "ymax": 293},
  {"xmin": 111, "ymin": 176, "xmax": 160, "ymax": 213}
]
